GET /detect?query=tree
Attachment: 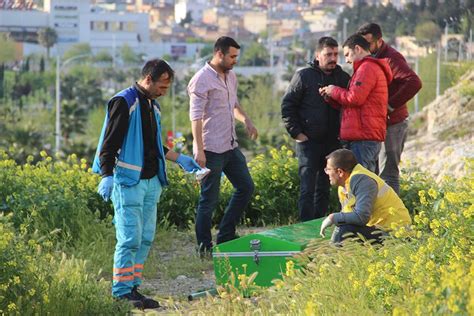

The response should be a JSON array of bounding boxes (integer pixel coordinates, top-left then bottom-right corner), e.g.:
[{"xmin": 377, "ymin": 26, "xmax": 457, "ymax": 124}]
[
  {"xmin": 63, "ymin": 43, "xmax": 92, "ymax": 61},
  {"xmin": 37, "ymin": 27, "xmax": 57, "ymax": 60},
  {"xmin": 94, "ymin": 50, "xmax": 113, "ymax": 64},
  {"xmin": 415, "ymin": 21, "xmax": 442, "ymax": 52},
  {"xmin": 179, "ymin": 11, "xmax": 193, "ymax": 27},
  {"xmin": 239, "ymin": 42, "xmax": 270, "ymax": 66},
  {"xmin": 0, "ymin": 34, "xmax": 16, "ymax": 64},
  {"xmin": 120, "ymin": 44, "xmax": 142, "ymax": 65}
]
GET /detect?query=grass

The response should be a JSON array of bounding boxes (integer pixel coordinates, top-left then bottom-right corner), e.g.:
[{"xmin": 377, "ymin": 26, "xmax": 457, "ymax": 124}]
[{"xmin": 408, "ymin": 55, "xmax": 473, "ymax": 113}]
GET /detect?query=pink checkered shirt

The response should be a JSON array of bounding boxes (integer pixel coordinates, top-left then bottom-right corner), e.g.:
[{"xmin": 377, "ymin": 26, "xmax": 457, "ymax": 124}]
[{"xmin": 188, "ymin": 62, "xmax": 239, "ymax": 154}]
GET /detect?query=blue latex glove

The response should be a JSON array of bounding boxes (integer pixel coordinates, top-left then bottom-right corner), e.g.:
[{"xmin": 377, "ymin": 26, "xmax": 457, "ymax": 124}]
[
  {"xmin": 176, "ymin": 154, "xmax": 201, "ymax": 173},
  {"xmin": 98, "ymin": 176, "xmax": 114, "ymax": 201}
]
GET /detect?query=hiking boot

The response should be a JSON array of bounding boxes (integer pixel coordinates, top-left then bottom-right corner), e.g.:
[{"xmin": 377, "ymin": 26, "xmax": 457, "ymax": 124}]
[
  {"xmin": 116, "ymin": 292, "xmax": 144, "ymax": 309},
  {"xmin": 132, "ymin": 286, "xmax": 160, "ymax": 309}
]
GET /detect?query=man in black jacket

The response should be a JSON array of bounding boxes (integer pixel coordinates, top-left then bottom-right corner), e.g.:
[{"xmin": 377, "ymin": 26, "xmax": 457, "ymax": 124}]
[{"xmin": 281, "ymin": 37, "xmax": 350, "ymax": 221}]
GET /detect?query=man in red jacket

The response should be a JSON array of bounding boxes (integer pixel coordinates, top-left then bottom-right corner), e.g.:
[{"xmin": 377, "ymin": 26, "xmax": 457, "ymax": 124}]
[
  {"xmin": 320, "ymin": 34, "xmax": 392, "ymax": 172},
  {"xmin": 357, "ymin": 23, "xmax": 422, "ymax": 194}
]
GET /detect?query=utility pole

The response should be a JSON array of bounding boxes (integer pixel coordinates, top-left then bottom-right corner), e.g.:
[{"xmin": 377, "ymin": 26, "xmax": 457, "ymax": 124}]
[
  {"xmin": 436, "ymin": 43, "xmax": 441, "ymax": 98},
  {"xmin": 444, "ymin": 22, "xmax": 448, "ymax": 61},
  {"xmin": 469, "ymin": 29, "xmax": 473, "ymax": 61},
  {"xmin": 55, "ymin": 53, "xmax": 91, "ymax": 153},
  {"xmin": 414, "ymin": 56, "xmax": 419, "ymax": 113}
]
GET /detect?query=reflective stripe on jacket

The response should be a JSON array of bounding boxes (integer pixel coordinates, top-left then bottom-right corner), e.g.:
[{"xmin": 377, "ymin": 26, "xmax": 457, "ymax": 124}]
[
  {"xmin": 92, "ymin": 86, "xmax": 168, "ymax": 187},
  {"xmin": 338, "ymin": 164, "xmax": 411, "ymax": 230}
]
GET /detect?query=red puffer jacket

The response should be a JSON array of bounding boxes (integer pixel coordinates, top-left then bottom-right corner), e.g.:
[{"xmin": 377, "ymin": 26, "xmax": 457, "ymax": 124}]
[{"xmin": 330, "ymin": 56, "xmax": 392, "ymax": 141}]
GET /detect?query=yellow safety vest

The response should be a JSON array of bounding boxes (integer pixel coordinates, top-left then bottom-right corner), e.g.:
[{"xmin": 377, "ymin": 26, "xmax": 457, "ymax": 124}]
[{"xmin": 338, "ymin": 164, "xmax": 412, "ymax": 230}]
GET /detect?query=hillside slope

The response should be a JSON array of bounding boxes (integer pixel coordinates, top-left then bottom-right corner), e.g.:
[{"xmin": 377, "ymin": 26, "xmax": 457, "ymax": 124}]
[{"xmin": 402, "ymin": 69, "xmax": 474, "ymax": 179}]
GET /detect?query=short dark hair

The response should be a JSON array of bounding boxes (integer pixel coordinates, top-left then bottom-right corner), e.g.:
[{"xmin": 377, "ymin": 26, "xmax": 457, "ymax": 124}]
[
  {"xmin": 141, "ymin": 58, "xmax": 174, "ymax": 82},
  {"xmin": 316, "ymin": 36, "xmax": 339, "ymax": 52},
  {"xmin": 214, "ymin": 36, "xmax": 240, "ymax": 55},
  {"xmin": 342, "ymin": 34, "xmax": 370, "ymax": 52},
  {"xmin": 326, "ymin": 149, "xmax": 358, "ymax": 172},
  {"xmin": 357, "ymin": 23, "xmax": 383, "ymax": 40}
]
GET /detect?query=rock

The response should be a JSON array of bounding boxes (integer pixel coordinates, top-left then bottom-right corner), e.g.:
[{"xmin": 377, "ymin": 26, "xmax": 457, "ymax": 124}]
[{"xmin": 176, "ymin": 275, "xmax": 187, "ymax": 280}]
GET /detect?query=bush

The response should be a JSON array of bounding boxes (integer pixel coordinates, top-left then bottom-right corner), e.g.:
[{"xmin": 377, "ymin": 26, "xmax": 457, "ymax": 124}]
[
  {"xmin": 0, "ymin": 150, "xmax": 115, "ymax": 270},
  {"xmin": 182, "ymin": 160, "xmax": 474, "ymax": 315},
  {"xmin": 0, "ymin": 214, "xmax": 127, "ymax": 315}
]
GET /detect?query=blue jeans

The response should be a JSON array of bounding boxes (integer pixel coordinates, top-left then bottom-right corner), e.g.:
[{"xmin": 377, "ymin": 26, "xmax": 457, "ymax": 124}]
[
  {"xmin": 379, "ymin": 120, "xmax": 408, "ymax": 194},
  {"xmin": 296, "ymin": 140, "xmax": 337, "ymax": 221},
  {"xmin": 346, "ymin": 141, "xmax": 381, "ymax": 172},
  {"xmin": 111, "ymin": 176, "xmax": 162, "ymax": 297},
  {"xmin": 196, "ymin": 148, "xmax": 254, "ymax": 249}
]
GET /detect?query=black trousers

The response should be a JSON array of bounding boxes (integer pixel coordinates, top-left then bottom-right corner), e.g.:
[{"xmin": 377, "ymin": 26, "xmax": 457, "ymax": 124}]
[{"xmin": 296, "ymin": 139, "xmax": 336, "ymax": 221}]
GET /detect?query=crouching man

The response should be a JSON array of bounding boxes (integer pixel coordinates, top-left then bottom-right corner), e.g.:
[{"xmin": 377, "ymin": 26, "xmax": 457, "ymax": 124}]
[{"xmin": 320, "ymin": 149, "xmax": 411, "ymax": 243}]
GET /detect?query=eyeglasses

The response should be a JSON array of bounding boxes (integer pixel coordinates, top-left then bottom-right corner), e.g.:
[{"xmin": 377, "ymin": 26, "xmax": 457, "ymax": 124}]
[{"xmin": 324, "ymin": 167, "xmax": 337, "ymax": 173}]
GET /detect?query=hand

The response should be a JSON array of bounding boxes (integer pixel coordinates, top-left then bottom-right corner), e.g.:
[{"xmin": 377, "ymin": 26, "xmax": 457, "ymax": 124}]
[
  {"xmin": 320, "ymin": 215, "xmax": 334, "ymax": 238},
  {"xmin": 98, "ymin": 176, "xmax": 114, "ymax": 202},
  {"xmin": 319, "ymin": 85, "xmax": 335, "ymax": 99},
  {"xmin": 194, "ymin": 150, "xmax": 206, "ymax": 168},
  {"xmin": 245, "ymin": 119, "xmax": 258, "ymax": 140},
  {"xmin": 176, "ymin": 154, "xmax": 201, "ymax": 173},
  {"xmin": 295, "ymin": 133, "xmax": 309, "ymax": 143}
]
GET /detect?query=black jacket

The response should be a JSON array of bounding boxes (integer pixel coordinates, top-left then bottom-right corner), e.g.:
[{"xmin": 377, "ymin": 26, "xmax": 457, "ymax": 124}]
[{"xmin": 281, "ymin": 60, "xmax": 350, "ymax": 143}]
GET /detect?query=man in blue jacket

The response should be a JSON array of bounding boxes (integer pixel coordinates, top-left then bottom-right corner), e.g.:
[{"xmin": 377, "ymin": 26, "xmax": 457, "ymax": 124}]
[{"xmin": 93, "ymin": 59, "xmax": 200, "ymax": 309}]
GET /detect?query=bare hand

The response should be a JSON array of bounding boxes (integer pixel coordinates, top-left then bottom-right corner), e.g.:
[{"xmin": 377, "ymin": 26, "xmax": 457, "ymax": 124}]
[
  {"xmin": 295, "ymin": 133, "xmax": 309, "ymax": 143},
  {"xmin": 319, "ymin": 85, "xmax": 335, "ymax": 99},
  {"xmin": 194, "ymin": 150, "xmax": 206, "ymax": 168},
  {"xmin": 245, "ymin": 120, "xmax": 258, "ymax": 140}
]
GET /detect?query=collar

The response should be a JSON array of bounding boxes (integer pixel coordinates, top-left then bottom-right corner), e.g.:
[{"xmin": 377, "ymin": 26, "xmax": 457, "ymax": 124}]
[
  {"xmin": 374, "ymin": 40, "xmax": 388, "ymax": 58},
  {"xmin": 204, "ymin": 62, "xmax": 221, "ymax": 79},
  {"xmin": 133, "ymin": 82, "xmax": 154, "ymax": 101}
]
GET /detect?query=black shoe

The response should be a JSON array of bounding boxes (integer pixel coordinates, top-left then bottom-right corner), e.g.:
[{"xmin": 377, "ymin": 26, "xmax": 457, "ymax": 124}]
[
  {"xmin": 132, "ymin": 286, "xmax": 160, "ymax": 309},
  {"xmin": 216, "ymin": 233, "xmax": 240, "ymax": 245},
  {"xmin": 117, "ymin": 292, "xmax": 144, "ymax": 309},
  {"xmin": 197, "ymin": 242, "xmax": 213, "ymax": 259}
]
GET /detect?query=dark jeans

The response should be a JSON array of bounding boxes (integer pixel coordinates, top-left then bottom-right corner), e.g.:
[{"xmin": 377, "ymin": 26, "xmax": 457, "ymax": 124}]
[
  {"xmin": 296, "ymin": 140, "xmax": 336, "ymax": 221},
  {"xmin": 195, "ymin": 148, "xmax": 254, "ymax": 249},
  {"xmin": 346, "ymin": 141, "xmax": 381, "ymax": 173},
  {"xmin": 331, "ymin": 224, "xmax": 386, "ymax": 244}
]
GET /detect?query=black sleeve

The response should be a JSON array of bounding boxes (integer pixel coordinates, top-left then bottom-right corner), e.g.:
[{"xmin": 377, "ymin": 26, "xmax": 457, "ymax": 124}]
[
  {"xmin": 339, "ymin": 71, "xmax": 351, "ymax": 88},
  {"xmin": 99, "ymin": 97, "xmax": 129, "ymax": 177},
  {"xmin": 163, "ymin": 146, "xmax": 169, "ymax": 156},
  {"xmin": 281, "ymin": 71, "xmax": 305, "ymax": 138}
]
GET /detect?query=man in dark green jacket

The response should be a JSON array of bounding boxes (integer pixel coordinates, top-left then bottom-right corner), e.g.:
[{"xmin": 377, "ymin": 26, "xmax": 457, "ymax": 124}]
[{"xmin": 281, "ymin": 37, "xmax": 350, "ymax": 221}]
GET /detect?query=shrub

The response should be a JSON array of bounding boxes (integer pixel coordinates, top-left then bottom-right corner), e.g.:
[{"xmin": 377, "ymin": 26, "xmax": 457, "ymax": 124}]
[
  {"xmin": 0, "ymin": 214, "xmax": 127, "ymax": 315},
  {"xmin": 0, "ymin": 150, "xmax": 115, "ymax": 270},
  {"xmin": 180, "ymin": 160, "xmax": 474, "ymax": 315}
]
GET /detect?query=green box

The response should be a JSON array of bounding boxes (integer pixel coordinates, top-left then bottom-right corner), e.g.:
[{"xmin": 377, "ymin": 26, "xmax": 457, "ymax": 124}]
[{"xmin": 213, "ymin": 218, "xmax": 329, "ymax": 287}]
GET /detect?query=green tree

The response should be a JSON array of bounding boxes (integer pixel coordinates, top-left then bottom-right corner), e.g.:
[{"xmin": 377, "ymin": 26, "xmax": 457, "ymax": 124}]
[
  {"xmin": 0, "ymin": 34, "xmax": 16, "ymax": 64},
  {"xmin": 239, "ymin": 42, "xmax": 269, "ymax": 66},
  {"xmin": 414, "ymin": 21, "xmax": 442, "ymax": 51},
  {"xmin": 60, "ymin": 99, "xmax": 88, "ymax": 144},
  {"xmin": 120, "ymin": 44, "xmax": 142, "ymax": 65},
  {"xmin": 63, "ymin": 43, "xmax": 92, "ymax": 61},
  {"xmin": 94, "ymin": 50, "xmax": 113, "ymax": 64},
  {"xmin": 37, "ymin": 27, "xmax": 57, "ymax": 60}
]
